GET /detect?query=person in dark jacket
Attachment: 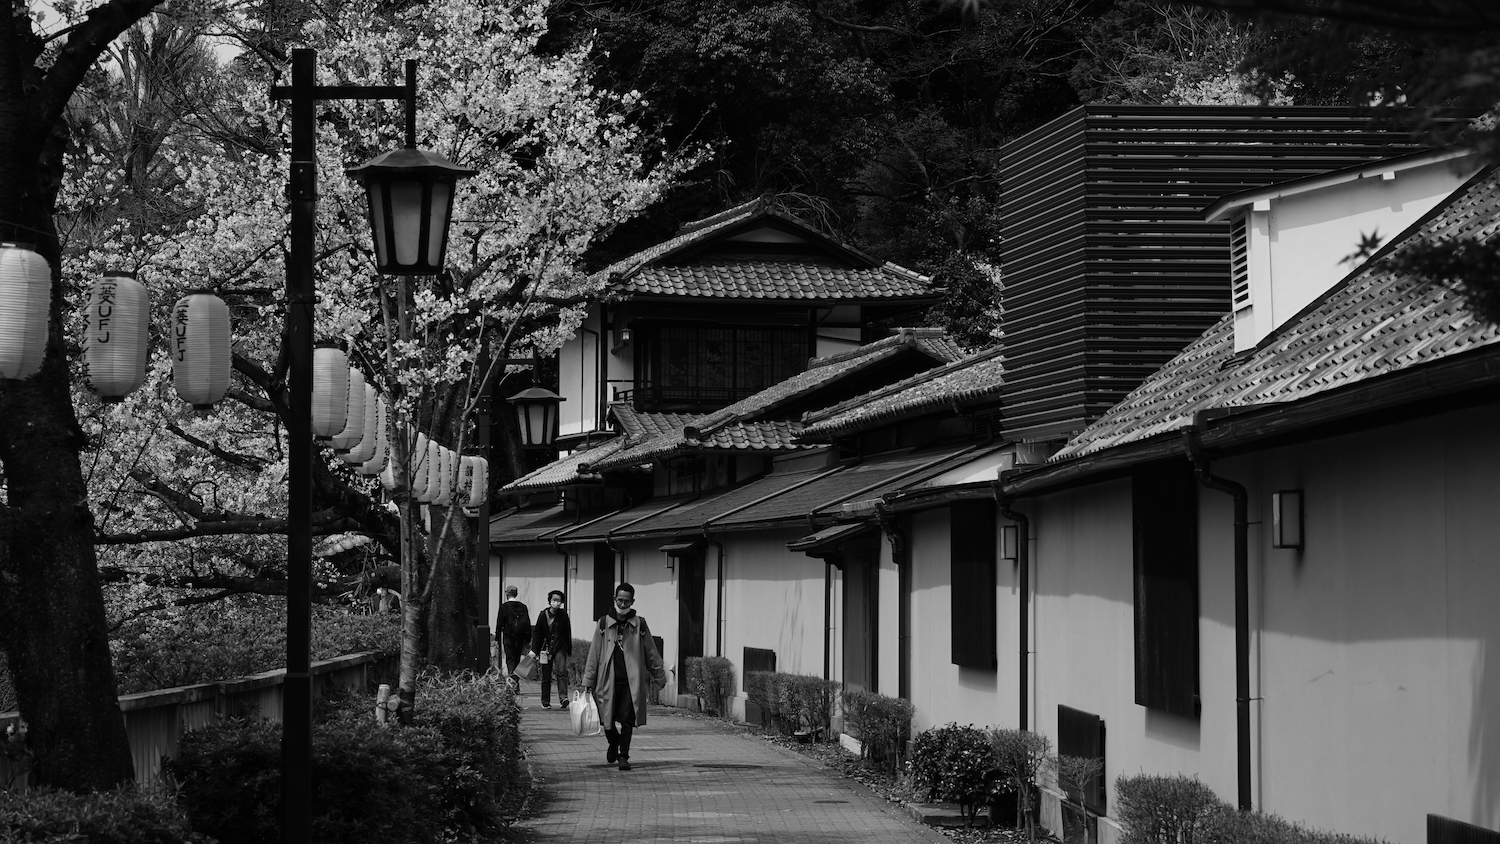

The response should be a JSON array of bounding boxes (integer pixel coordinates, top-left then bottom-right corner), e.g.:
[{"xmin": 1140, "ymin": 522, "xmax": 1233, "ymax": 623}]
[
  {"xmin": 495, "ymin": 585, "xmax": 531, "ymax": 688},
  {"xmin": 583, "ymin": 582, "xmax": 666, "ymax": 771},
  {"xmin": 530, "ymin": 590, "xmax": 572, "ymax": 709}
]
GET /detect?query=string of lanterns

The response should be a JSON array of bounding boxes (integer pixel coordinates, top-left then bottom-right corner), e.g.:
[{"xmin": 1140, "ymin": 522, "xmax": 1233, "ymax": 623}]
[{"xmin": 1, "ymin": 241, "xmax": 494, "ymax": 510}]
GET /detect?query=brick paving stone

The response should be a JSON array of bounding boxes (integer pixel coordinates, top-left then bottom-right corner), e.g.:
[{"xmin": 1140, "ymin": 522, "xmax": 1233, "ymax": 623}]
[{"xmin": 511, "ymin": 679, "xmax": 948, "ymax": 843}]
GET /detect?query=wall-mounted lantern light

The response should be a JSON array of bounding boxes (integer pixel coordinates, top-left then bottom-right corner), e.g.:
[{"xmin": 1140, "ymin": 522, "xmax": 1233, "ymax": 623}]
[
  {"xmin": 612, "ymin": 326, "xmax": 633, "ymax": 353},
  {"xmin": 1001, "ymin": 524, "xmax": 1019, "ymax": 563},
  {"xmin": 506, "ymin": 386, "xmax": 565, "ymax": 448},
  {"xmin": 1272, "ymin": 489, "xmax": 1304, "ymax": 549}
]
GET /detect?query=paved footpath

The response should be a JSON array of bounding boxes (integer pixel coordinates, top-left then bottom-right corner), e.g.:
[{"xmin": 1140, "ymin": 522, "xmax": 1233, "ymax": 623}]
[{"xmin": 510, "ymin": 679, "xmax": 949, "ymax": 843}]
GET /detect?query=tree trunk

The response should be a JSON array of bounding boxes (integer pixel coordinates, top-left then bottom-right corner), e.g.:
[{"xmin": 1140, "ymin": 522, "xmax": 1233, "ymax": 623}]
[
  {"xmin": 0, "ymin": 44, "xmax": 137, "ymax": 787},
  {"xmin": 424, "ymin": 504, "xmax": 478, "ymax": 672}
]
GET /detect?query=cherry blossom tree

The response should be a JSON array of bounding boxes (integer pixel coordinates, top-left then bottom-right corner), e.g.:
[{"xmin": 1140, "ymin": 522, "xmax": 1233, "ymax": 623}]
[{"xmin": 65, "ymin": 0, "xmax": 695, "ymax": 717}]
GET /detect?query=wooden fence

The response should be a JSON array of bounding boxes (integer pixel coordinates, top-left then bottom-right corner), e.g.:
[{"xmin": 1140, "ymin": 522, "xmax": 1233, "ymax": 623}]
[{"xmin": 0, "ymin": 651, "xmax": 396, "ymax": 791}]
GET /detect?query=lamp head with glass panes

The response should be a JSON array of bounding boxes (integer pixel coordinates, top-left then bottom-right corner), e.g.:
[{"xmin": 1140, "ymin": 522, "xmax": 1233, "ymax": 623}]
[{"xmin": 346, "ymin": 147, "xmax": 477, "ymax": 276}]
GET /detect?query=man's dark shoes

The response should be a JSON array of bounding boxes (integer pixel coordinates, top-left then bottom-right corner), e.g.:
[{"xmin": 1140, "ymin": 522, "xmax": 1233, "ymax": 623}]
[
  {"xmin": 541, "ymin": 702, "xmax": 551, "ymax": 709},
  {"xmin": 606, "ymin": 743, "xmax": 618, "ymax": 764},
  {"xmin": 618, "ymin": 756, "xmax": 631, "ymax": 771}
]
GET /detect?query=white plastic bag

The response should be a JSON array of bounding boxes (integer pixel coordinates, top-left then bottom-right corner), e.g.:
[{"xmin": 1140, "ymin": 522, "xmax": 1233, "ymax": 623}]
[{"xmin": 570, "ymin": 687, "xmax": 601, "ymax": 736}]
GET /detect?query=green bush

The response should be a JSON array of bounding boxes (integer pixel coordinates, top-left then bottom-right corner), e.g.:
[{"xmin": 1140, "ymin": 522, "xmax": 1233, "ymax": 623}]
[
  {"xmin": 563, "ymin": 637, "xmax": 591, "ymax": 693},
  {"xmin": 165, "ymin": 672, "xmax": 521, "ymax": 843},
  {"xmin": 1116, "ymin": 773, "xmax": 1228, "ymax": 844},
  {"xmin": 112, "ymin": 598, "xmax": 399, "ymax": 693},
  {"xmin": 743, "ymin": 671, "xmax": 838, "ymax": 736},
  {"xmin": 1198, "ymin": 805, "xmax": 1390, "ymax": 844},
  {"xmin": 0, "ymin": 787, "xmax": 209, "ymax": 843},
  {"xmin": 989, "ymin": 729, "xmax": 1053, "ymax": 841},
  {"xmin": 908, "ymin": 723, "xmax": 1002, "ymax": 819},
  {"xmin": 840, "ymin": 688, "xmax": 914, "ymax": 774},
  {"xmin": 684, "ymin": 656, "xmax": 735, "ymax": 717}
]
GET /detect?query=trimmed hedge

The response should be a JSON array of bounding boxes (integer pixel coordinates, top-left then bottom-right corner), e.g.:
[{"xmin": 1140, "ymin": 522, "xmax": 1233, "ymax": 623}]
[
  {"xmin": 0, "ymin": 787, "xmax": 209, "ymax": 843},
  {"xmin": 840, "ymin": 688, "xmax": 914, "ymax": 774},
  {"xmin": 684, "ymin": 656, "xmax": 735, "ymax": 716},
  {"xmin": 164, "ymin": 671, "xmax": 521, "ymax": 842},
  {"xmin": 1117, "ymin": 773, "xmax": 1389, "ymax": 844},
  {"xmin": 744, "ymin": 671, "xmax": 839, "ymax": 736}
]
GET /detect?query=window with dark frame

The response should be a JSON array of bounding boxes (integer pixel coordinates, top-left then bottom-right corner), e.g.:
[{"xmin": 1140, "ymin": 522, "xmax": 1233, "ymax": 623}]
[
  {"xmin": 1132, "ymin": 461, "xmax": 1200, "ymax": 718},
  {"xmin": 635, "ymin": 323, "xmax": 809, "ymax": 410},
  {"xmin": 951, "ymin": 500, "xmax": 997, "ymax": 670}
]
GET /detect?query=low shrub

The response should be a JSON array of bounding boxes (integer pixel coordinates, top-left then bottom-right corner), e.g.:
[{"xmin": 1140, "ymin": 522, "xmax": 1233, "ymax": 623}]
[
  {"xmin": 165, "ymin": 671, "xmax": 521, "ymax": 843},
  {"xmin": 0, "ymin": 786, "xmax": 209, "ymax": 843},
  {"xmin": 743, "ymin": 671, "xmax": 838, "ymax": 736},
  {"xmin": 989, "ymin": 729, "xmax": 1053, "ymax": 841},
  {"xmin": 684, "ymin": 656, "xmax": 735, "ymax": 717},
  {"xmin": 1199, "ymin": 804, "xmax": 1390, "ymax": 844},
  {"xmin": 840, "ymin": 688, "xmax": 914, "ymax": 774},
  {"xmin": 112, "ymin": 598, "xmax": 400, "ymax": 694},
  {"xmin": 1115, "ymin": 773, "xmax": 1228, "ymax": 844},
  {"xmin": 564, "ymin": 637, "xmax": 591, "ymax": 691},
  {"xmin": 908, "ymin": 723, "xmax": 1002, "ymax": 820}
]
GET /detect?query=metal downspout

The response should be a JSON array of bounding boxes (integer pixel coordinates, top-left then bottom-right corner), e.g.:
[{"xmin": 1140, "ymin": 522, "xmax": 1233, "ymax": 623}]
[
  {"xmin": 994, "ymin": 486, "xmax": 1030, "ymax": 732},
  {"xmin": 874, "ymin": 501, "xmax": 910, "ymax": 702},
  {"xmin": 1185, "ymin": 429, "xmax": 1252, "ymax": 812}
]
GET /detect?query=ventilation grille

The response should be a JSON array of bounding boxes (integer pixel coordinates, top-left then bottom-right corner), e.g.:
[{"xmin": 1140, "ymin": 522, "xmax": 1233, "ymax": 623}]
[{"xmin": 1230, "ymin": 214, "xmax": 1251, "ymax": 310}]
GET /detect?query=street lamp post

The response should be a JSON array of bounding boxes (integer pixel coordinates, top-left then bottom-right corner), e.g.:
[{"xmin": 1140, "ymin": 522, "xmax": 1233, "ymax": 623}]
[{"xmin": 270, "ymin": 48, "xmax": 471, "ymax": 844}]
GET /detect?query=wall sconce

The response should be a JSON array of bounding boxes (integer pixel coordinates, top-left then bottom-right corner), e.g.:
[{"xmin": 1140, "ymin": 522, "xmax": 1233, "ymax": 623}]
[
  {"xmin": 1001, "ymin": 524, "xmax": 1019, "ymax": 563},
  {"xmin": 1272, "ymin": 490, "xmax": 1303, "ymax": 549},
  {"xmin": 612, "ymin": 327, "xmax": 633, "ymax": 353}
]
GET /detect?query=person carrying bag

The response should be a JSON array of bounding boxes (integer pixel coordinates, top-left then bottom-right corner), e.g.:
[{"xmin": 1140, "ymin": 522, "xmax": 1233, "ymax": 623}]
[
  {"xmin": 581, "ymin": 582, "xmax": 666, "ymax": 771},
  {"xmin": 530, "ymin": 590, "xmax": 572, "ymax": 709}
]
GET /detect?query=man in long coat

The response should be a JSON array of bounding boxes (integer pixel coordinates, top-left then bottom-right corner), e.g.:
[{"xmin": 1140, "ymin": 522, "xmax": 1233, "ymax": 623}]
[{"xmin": 583, "ymin": 582, "xmax": 667, "ymax": 771}]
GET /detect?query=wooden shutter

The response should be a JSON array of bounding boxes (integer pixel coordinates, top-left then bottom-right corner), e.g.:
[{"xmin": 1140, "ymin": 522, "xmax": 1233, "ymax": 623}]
[
  {"xmin": 1132, "ymin": 461, "xmax": 1200, "ymax": 717},
  {"xmin": 743, "ymin": 647, "xmax": 777, "ymax": 693},
  {"xmin": 951, "ymin": 500, "xmax": 997, "ymax": 669},
  {"xmin": 1058, "ymin": 704, "xmax": 1107, "ymax": 813},
  {"xmin": 1429, "ymin": 815, "xmax": 1500, "ymax": 844}
]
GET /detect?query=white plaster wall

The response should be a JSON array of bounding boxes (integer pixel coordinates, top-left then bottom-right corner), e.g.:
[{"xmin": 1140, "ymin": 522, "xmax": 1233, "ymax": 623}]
[
  {"xmin": 1263, "ymin": 159, "xmax": 1473, "ymax": 332},
  {"xmin": 877, "ymin": 534, "xmax": 900, "ymax": 698},
  {"xmin": 907, "ymin": 507, "xmax": 1014, "ymax": 733},
  {"xmin": 715, "ymin": 530, "xmax": 831, "ymax": 718},
  {"xmin": 1221, "ymin": 404, "xmax": 1500, "ymax": 842},
  {"xmin": 1019, "ymin": 402, "xmax": 1500, "ymax": 843},
  {"xmin": 493, "ymin": 545, "xmax": 571, "ymax": 630}
]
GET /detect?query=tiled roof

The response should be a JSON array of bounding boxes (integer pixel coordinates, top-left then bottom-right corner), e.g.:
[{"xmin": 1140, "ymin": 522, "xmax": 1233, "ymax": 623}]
[
  {"xmin": 711, "ymin": 444, "xmax": 988, "ymax": 530},
  {"xmin": 489, "ymin": 505, "xmax": 581, "ymax": 545},
  {"xmin": 1053, "ymin": 167, "xmax": 1500, "ymax": 461},
  {"xmin": 611, "ymin": 405, "xmax": 697, "ymax": 442},
  {"xmin": 800, "ymin": 346, "xmax": 1006, "ymax": 439},
  {"xmin": 501, "ymin": 437, "xmax": 626, "ymax": 493},
  {"xmin": 552, "ymin": 496, "xmax": 700, "ymax": 545},
  {"xmin": 581, "ymin": 329, "xmax": 959, "ymax": 473},
  {"xmin": 589, "ymin": 200, "xmax": 762, "ymax": 285},
  {"xmin": 607, "ymin": 464, "xmax": 841, "ymax": 541},
  {"xmin": 620, "ymin": 261, "xmax": 934, "ymax": 302}
]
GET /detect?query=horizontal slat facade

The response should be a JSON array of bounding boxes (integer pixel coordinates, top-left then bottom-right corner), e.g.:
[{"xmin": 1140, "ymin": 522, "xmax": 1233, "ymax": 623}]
[{"xmin": 998, "ymin": 105, "xmax": 1447, "ymax": 443}]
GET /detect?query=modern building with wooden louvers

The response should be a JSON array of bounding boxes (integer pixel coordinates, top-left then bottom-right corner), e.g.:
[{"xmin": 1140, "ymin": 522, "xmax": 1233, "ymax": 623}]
[{"xmin": 996, "ymin": 105, "xmax": 1461, "ymax": 444}]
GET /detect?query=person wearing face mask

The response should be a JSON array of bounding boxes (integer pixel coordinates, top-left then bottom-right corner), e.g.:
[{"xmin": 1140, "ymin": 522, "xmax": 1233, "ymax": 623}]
[
  {"xmin": 530, "ymin": 590, "xmax": 573, "ymax": 710},
  {"xmin": 582, "ymin": 582, "xmax": 667, "ymax": 771}
]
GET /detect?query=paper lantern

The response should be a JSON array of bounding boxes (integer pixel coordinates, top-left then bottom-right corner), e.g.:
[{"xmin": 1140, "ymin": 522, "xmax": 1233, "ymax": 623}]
[
  {"xmin": 407, "ymin": 432, "xmax": 431, "ymax": 500},
  {"xmin": 171, "ymin": 290, "xmax": 231, "ymax": 409},
  {"xmin": 343, "ymin": 385, "xmax": 379, "ymax": 464},
  {"xmin": 82, "ymin": 271, "xmax": 150, "ymax": 401},
  {"xmin": 432, "ymin": 447, "xmax": 452, "ymax": 506},
  {"xmin": 331, "ymin": 368, "xmax": 367, "ymax": 452},
  {"xmin": 356, "ymin": 397, "xmax": 389, "ymax": 475},
  {"xmin": 414, "ymin": 438, "xmax": 442, "ymax": 503},
  {"xmin": 312, "ymin": 345, "xmax": 350, "ymax": 439},
  {"xmin": 465, "ymin": 456, "xmax": 488, "ymax": 510},
  {"xmin": 0, "ymin": 243, "xmax": 51, "ymax": 381}
]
